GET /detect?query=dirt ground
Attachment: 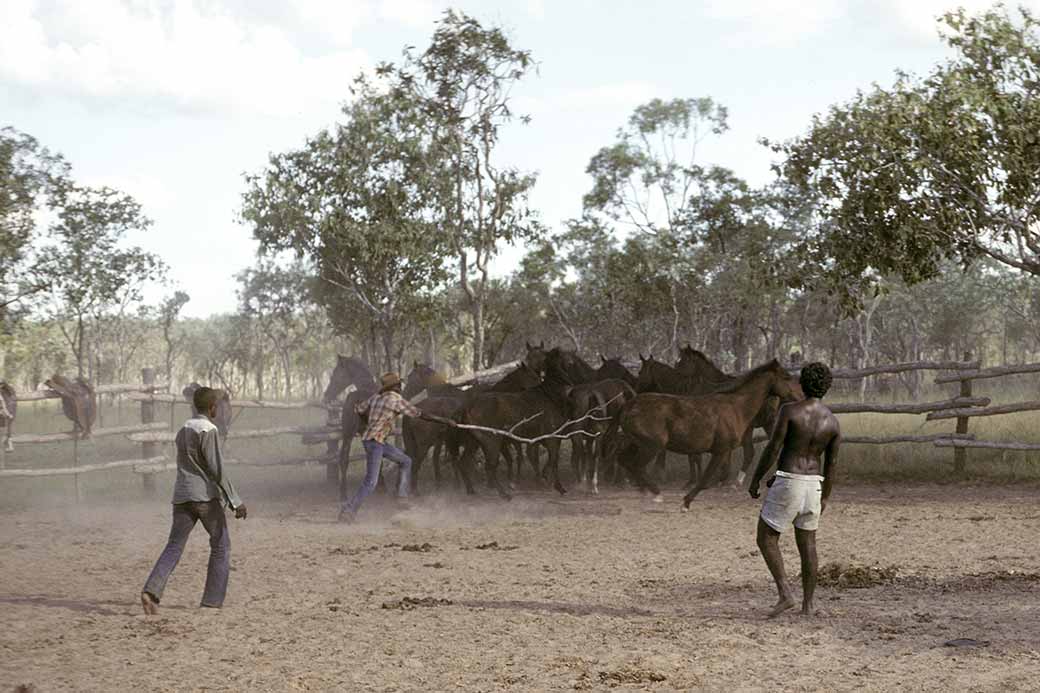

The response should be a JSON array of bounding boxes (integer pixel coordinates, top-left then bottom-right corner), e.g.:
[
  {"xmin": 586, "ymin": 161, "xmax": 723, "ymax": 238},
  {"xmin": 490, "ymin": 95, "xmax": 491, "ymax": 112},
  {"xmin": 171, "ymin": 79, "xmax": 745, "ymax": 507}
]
[{"xmin": 2, "ymin": 477, "xmax": 1040, "ymax": 692}]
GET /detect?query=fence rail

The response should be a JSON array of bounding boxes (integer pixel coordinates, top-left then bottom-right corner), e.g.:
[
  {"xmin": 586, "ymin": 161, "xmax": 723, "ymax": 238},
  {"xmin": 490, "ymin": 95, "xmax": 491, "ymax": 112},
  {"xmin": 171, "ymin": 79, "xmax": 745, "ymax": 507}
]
[{"xmin": 7, "ymin": 354, "xmax": 1040, "ymax": 490}]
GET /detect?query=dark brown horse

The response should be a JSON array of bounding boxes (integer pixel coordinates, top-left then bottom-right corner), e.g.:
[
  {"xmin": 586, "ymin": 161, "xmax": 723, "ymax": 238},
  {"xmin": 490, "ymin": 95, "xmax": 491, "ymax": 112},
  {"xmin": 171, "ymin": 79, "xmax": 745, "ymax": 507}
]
[
  {"xmin": 676, "ymin": 346, "xmax": 780, "ymax": 484},
  {"xmin": 0, "ymin": 382, "xmax": 16, "ymax": 452},
  {"xmin": 524, "ymin": 341, "xmax": 548, "ymax": 375},
  {"xmin": 46, "ymin": 375, "xmax": 96, "ymax": 438},
  {"xmin": 566, "ymin": 378, "xmax": 637, "ymax": 494},
  {"xmin": 618, "ymin": 360, "xmax": 803, "ymax": 507},
  {"xmin": 595, "ymin": 355, "xmax": 637, "ymax": 387},
  {"xmin": 455, "ymin": 349, "xmax": 575, "ymax": 499},
  {"xmin": 182, "ymin": 383, "xmax": 233, "ymax": 439},
  {"xmin": 323, "ymin": 355, "xmax": 378, "ymax": 500},
  {"xmin": 401, "ymin": 361, "xmax": 468, "ymax": 492}
]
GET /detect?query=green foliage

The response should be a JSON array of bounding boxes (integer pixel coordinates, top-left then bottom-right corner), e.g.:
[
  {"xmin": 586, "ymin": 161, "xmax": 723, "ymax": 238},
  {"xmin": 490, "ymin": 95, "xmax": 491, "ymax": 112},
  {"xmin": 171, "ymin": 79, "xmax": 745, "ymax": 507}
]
[
  {"xmin": 0, "ymin": 126, "xmax": 69, "ymax": 321},
  {"xmin": 771, "ymin": 5, "xmax": 1040, "ymax": 310}
]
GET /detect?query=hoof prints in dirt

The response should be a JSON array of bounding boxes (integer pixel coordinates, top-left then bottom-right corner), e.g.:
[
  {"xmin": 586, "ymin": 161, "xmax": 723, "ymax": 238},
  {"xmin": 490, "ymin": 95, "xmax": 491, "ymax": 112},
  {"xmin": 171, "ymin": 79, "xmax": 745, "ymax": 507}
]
[
  {"xmin": 329, "ymin": 542, "xmax": 436, "ymax": 556},
  {"xmin": 469, "ymin": 541, "xmax": 518, "ymax": 551},
  {"xmin": 574, "ymin": 666, "xmax": 668, "ymax": 689},
  {"xmin": 816, "ymin": 562, "xmax": 899, "ymax": 588},
  {"xmin": 381, "ymin": 597, "xmax": 454, "ymax": 610}
]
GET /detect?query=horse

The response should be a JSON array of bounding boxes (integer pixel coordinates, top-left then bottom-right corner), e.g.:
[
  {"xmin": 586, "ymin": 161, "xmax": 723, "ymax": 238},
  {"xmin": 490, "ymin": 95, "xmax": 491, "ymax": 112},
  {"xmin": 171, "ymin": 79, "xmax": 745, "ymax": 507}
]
[
  {"xmin": 617, "ymin": 359, "xmax": 803, "ymax": 507},
  {"xmin": 634, "ymin": 355, "xmax": 701, "ymax": 484},
  {"xmin": 454, "ymin": 349, "xmax": 575, "ymax": 499},
  {"xmin": 595, "ymin": 355, "xmax": 637, "ymax": 387},
  {"xmin": 182, "ymin": 383, "xmax": 233, "ymax": 440},
  {"xmin": 675, "ymin": 346, "xmax": 780, "ymax": 484},
  {"xmin": 401, "ymin": 361, "xmax": 468, "ymax": 492},
  {"xmin": 323, "ymin": 355, "xmax": 379, "ymax": 501},
  {"xmin": 565, "ymin": 378, "xmax": 637, "ymax": 494},
  {"xmin": 524, "ymin": 341, "xmax": 549, "ymax": 375},
  {"xmin": 45, "ymin": 375, "xmax": 96, "ymax": 438},
  {"xmin": 0, "ymin": 383, "xmax": 16, "ymax": 453}
]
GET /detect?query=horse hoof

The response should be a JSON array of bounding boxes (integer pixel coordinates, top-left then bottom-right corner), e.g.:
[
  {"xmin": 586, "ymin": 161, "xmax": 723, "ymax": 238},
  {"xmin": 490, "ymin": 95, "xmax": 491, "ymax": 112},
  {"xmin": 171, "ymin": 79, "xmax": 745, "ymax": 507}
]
[
  {"xmin": 652, "ymin": 494, "xmax": 663, "ymax": 504},
  {"xmin": 680, "ymin": 505, "xmax": 690, "ymax": 513}
]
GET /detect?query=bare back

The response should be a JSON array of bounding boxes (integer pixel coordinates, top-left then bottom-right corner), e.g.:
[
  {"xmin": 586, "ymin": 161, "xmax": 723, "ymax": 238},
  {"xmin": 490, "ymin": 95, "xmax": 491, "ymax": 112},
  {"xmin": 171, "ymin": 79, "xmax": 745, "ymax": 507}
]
[{"xmin": 775, "ymin": 399, "xmax": 840, "ymax": 476}]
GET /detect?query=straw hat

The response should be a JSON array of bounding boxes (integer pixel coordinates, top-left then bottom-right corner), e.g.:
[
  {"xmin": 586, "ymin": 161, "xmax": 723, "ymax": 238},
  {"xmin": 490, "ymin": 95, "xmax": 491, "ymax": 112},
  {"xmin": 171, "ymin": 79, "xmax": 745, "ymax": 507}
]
[{"xmin": 380, "ymin": 372, "xmax": 402, "ymax": 391}]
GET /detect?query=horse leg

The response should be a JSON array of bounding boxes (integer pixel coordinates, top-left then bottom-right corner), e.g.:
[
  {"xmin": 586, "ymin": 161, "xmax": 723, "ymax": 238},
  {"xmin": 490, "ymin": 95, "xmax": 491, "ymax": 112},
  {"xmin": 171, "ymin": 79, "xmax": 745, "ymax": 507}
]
[
  {"xmin": 481, "ymin": 437, "xmax": 511, "ymax": 500},
  {"xmin": 682, "ymin": 449, "xmax": 732, "ymax": 510},
  {"xmin": 547, "ymin": 440, "xmax": 566, "ymax": 496},
  {"xmin": 653, "ymin": 450, "xmax": 667, "ymax": 485},
  {"xmin": 456, "ymin": 438, "xmax": 478, "ymax": 495},
  {"xmin": 4, "ymin": 420, "xmax": 12, "ymax": 453},
  {"xmin": 618, "ymin": 442, "xmax": 662, "ymax": 498},
  {"xmin": 338, "ymin": 436, "xmax": 353, "ymax": 502},
  {"xmin": 432, "ymin": 439, "xmax": 444, "ymax": 488},
  {"xmin": 500, "ymin": 443, "xmax": 517, "ymax": 490},
  {"xmin": 736, "ymin": 428, "xmax": 756, "ymax": 487},
  {"xmin": 684, "ymin": 454, "xmax": 702, "ymax": 489}
]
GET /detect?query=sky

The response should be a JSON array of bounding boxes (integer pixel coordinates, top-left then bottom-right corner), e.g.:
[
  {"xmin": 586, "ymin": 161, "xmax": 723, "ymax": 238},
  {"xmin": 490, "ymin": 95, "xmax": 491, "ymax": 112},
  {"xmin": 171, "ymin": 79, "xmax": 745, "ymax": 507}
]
[{"xmin": 1, "ymin": 0, "xmax": 1028, "ymax": 317}]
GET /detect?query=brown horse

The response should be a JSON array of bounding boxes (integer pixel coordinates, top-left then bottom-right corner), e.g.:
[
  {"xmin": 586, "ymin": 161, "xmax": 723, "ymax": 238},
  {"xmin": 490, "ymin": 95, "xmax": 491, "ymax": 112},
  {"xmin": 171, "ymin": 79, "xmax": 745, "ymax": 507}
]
[
  {"xmin": 0, "ymin": 382, "xmax": 16, "ymax": 453},
  {"xmin": 676, "ymin": 346, "xmax": 780, "ymax": 484},
  {"xmin": 455, "ymin": 349, "xmax": 575, "ymax": 499},
  {"xmin": 618, "ymin": 359, "xmax": 803, "ymax": 507},
  {"xmin": 401, "ymin": 361, "xmax": 467, "ymax": 492},
  {"xmin": 182, "ymin": 383, "xmax": 233, "ymax": 440},
  {"xmin": 46, "ymin": 375, "xmax": 96, "ymax": 438},
  {"xmin": 595, "ymin": 355, "xmax": 637, "ymax": 387},
  {"xmin": 323, "ymin": 355, "xmax": 378, "ymax": 500},
  {"xmin": 566, "ymin": 378, "xmax": 637, "ymax": 494}
]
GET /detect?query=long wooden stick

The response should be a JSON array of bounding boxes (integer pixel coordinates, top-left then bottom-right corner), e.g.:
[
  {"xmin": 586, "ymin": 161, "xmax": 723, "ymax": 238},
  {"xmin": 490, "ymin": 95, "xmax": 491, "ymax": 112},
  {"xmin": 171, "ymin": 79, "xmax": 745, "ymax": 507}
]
[{"xmin": 450, "ymin": 395, "xmax": 620, "ymax": 445}]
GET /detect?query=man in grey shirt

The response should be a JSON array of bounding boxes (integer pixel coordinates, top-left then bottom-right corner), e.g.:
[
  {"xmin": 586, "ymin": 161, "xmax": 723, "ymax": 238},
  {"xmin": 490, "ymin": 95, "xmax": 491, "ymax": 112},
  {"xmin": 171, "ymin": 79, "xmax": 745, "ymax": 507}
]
[{"xmin": 141, "ymin": 387, "xmax": 248, "ymax": 614}]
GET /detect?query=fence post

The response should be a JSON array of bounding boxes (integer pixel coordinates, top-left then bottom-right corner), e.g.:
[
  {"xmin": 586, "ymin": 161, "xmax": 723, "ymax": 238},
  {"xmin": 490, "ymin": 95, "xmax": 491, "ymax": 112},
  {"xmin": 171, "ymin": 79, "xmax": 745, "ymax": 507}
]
[
  {"xmin": 953, "ymin": 351, "xmax": 972, "ymax": 475},
  {"xmin": 141, "ymin": 368, "xmax": 157, "ymax": 493}
]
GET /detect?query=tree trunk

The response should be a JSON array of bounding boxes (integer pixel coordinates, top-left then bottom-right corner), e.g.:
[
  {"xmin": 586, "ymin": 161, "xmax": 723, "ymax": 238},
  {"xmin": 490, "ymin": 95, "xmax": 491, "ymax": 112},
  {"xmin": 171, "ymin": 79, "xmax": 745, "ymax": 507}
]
[{"xmin": 471, "ymin": 299, "xmax": 485, "ymax": 372}]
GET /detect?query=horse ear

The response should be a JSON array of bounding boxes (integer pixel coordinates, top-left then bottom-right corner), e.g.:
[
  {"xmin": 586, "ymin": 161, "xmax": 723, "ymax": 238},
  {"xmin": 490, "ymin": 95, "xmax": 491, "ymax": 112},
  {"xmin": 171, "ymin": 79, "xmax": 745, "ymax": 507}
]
[
  {"xmin": 525, "ymin": 341, "xmax": 532, "ymax": 350},
  {"xmin": 413, "ymin": 359, "xmax": 419, "ymax": 368},
  {"xmin": 639, "ymin": 353, "xmax": 646, "ymax": 362},
  {"xmin": 337, "ymin": 354, "xmax": 347, "ymax": 363},
  {"xmin": 539, "ymin": 340, "xmax": 545, "ymax": 348},
  {"xmin": 600, "ymin": 354, "xmax": 607, "ymax": 363}
]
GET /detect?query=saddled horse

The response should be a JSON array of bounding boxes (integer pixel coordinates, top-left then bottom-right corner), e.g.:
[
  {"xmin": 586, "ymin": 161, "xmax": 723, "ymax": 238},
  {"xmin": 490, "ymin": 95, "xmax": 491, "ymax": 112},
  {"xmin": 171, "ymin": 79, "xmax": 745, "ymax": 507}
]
[
  {"xmin": 0, "ymin": 382, "xmax": 16, "ymax": 453},
  {"xmin": 182, "ymin": 383, "xmax": 233, "ymax": 440},
  {"xmin": 455, "ymin": 349, "xmax": 575, "ymax": 499},
  {"xmin": 46, "ymin": 375, "xmax": 96, "ymax": 438},
  {"xmin": 618, "ymin": 359, "xmax": 803, "ymax": 507}
]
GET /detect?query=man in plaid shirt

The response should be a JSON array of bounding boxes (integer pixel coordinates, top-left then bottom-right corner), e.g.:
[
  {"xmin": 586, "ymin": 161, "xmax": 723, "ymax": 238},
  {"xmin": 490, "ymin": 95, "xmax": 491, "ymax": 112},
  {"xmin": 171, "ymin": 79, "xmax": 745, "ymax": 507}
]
[{"xmin": 339, "ymin": 371, "xmax": 453, "ymax": 523}]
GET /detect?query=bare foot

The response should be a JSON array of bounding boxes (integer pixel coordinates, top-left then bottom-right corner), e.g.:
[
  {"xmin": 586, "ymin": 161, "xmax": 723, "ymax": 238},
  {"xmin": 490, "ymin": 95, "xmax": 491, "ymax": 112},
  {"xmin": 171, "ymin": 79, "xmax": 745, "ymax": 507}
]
[
  {"xmin": 140, "ymin": 592, "xmax": 158, "ymax": 616},
  {"xmin": 652, "ymin": 494, "xmax": 664, "ymax": 504},
  {"xmin": 767, "ymin": 596, "xmax": 796, "ymax": 618}
]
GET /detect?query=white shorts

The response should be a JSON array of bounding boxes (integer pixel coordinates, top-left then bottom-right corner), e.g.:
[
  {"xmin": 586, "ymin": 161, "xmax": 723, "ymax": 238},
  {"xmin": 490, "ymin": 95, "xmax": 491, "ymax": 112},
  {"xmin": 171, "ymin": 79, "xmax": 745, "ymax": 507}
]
[{"xmin": 760, "ymin": 470, "xmax": 823, "ymax": 533}]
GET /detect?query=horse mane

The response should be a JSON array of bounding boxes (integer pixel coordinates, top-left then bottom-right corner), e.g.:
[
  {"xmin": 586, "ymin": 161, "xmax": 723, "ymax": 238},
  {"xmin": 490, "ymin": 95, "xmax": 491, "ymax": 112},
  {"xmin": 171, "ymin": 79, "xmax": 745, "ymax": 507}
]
[
  {"xmin": 680, "ymin": 348, "xmax": 728, "ymax": 380},
  {"xmin": 711, "ymin": 359, "xmax": 784, "ymax": 394}
]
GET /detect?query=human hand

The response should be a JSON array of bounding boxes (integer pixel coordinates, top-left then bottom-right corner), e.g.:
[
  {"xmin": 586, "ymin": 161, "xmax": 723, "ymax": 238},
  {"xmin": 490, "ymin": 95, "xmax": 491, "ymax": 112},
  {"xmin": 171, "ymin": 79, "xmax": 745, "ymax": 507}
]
[
  {"xmin": 235, "ymin": 505, "xmax": 248, "ymax": 519},
  {"xmin": 748, "ymin": 480, "xmax": 761, "ymax": 500},
  {"xmin": 820, "ymin": 498, "xmax": 828, "ymax": 514}
]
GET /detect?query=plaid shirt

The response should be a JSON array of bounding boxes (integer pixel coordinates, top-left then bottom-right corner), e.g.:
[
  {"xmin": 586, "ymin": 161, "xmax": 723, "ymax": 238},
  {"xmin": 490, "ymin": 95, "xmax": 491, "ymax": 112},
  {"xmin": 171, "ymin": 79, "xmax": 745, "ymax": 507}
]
[{"xmin": 355, "ymin": 390, "xmax": 422, "ymax": 443}]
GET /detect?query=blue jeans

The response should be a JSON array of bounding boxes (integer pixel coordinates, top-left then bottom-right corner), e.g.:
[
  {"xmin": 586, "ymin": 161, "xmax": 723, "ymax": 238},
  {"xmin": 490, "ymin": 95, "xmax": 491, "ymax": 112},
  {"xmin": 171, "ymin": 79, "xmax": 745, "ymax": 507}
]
[
  {"xmin": 143, "ymin": 499, "xmax": 230, "ymax": 608},
  {"xmin": 341, "ymin": 439, "xmax": 412, "ymax": 514}
]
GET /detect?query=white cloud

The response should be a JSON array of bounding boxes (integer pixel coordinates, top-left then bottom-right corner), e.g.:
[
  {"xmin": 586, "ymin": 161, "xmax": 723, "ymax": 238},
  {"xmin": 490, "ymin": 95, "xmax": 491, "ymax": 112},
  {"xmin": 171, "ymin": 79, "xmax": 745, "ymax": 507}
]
[
  {"xmin": 702, "ymin": 0, "xmax": 844, "ymax": 46},
  {"xmin": 885, "ymin": 0, "xmax": 1040, "ymax": 44},
  {"xmin": 0, "ymin": 0, "xmax": 371, "ymax": 118}
]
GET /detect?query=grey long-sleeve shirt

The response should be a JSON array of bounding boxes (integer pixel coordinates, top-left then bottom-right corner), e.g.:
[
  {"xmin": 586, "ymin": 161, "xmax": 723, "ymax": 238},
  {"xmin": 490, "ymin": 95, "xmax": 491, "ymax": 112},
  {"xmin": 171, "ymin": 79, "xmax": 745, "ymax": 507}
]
[{"xmin": 171, "ymin": 414, "xmax": 242, "ymax": 509}]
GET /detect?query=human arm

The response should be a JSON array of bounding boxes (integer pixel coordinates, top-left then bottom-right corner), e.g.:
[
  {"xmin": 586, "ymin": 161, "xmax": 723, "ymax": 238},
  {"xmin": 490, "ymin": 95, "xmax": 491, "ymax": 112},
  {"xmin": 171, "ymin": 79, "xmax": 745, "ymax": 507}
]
[
  {"xmin": 821, "ymin": 422, "xmax": 841, "ymax": 512},
  {"xmin": 201, "ymin": 428, "xmax": 245, "ymax": 515},
  {"xmin": 749, "ymin": 405, "xmax": 790, "ymax": 499},
  {"xmin": 354, "ymin": 394, "xmax": 373, "ymax": 416}
]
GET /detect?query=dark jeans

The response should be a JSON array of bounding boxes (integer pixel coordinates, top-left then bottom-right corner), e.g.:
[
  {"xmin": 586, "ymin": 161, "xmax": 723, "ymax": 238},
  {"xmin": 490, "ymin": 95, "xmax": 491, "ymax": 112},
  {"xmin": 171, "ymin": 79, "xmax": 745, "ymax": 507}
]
[
  {"xmin": 143, "ymin": 499, "xmax": 230, "ymax": 608},
  {"xmin": 341, "ymin": 439, "xmax": 412, "ymax": 515}
]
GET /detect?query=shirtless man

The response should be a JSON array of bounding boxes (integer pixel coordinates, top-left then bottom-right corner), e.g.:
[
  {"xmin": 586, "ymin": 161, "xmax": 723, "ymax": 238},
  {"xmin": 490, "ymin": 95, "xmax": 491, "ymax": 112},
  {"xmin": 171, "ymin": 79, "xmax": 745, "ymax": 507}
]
[{"xmin": 749, "ymin": 362, "xmax": 840, "ymax": 617}]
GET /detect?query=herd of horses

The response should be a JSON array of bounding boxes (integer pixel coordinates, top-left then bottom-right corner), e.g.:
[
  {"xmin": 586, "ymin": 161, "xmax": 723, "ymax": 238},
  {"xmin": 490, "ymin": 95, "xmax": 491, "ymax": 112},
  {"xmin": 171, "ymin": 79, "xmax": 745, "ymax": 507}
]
[{"xmin": 322, "ymin": 345, "xmax": 804, "ymax": 509}]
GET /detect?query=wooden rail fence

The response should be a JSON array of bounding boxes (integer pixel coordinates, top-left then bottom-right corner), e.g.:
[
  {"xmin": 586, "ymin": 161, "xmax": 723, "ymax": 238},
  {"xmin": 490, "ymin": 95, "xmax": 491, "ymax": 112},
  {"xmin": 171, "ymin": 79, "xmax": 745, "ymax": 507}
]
[{"xmin": 5, "ymin": 355, "xmax": 1040, "ymax": 493}]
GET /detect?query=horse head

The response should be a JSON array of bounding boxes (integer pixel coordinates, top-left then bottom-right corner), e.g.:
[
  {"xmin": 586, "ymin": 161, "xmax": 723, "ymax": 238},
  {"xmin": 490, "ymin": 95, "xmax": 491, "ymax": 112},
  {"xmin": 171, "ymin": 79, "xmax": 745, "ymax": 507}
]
[{"xmin": 324, "ymin": 355, "xmax": 375, "ymax": 403}]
